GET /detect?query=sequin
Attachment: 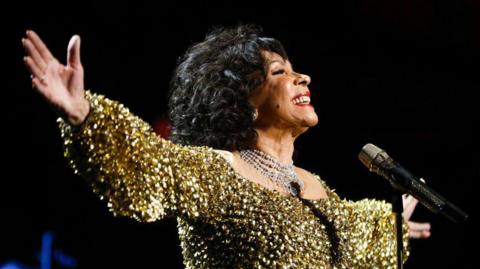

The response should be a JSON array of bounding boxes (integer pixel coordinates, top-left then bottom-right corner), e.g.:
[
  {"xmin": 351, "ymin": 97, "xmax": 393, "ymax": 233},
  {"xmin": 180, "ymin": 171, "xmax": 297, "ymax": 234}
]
[{"xmin": 58, "ymin": 91, "xmax": 409, "ymax": 268}]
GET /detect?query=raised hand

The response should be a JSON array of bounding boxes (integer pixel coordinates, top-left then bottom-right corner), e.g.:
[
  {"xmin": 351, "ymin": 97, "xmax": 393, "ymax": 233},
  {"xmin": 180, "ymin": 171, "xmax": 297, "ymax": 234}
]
[
  {"xmin": 22, "ymin": 30, "xmax": 89, "ymax": 125},
  {"xmin": 403, "ymin": 194, "xmax": 432, "ymax": 239}
]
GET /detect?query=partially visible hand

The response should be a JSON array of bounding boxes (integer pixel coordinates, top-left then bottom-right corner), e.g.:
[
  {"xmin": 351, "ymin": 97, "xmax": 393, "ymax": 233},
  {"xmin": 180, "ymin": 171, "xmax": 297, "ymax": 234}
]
[
  {"xmin": 403, "ymin": 194, "xmax": 431, "ymax": 239},
  {"xmin": 22, "ymin": 30, "xmax": 89, "ymax": 125}
]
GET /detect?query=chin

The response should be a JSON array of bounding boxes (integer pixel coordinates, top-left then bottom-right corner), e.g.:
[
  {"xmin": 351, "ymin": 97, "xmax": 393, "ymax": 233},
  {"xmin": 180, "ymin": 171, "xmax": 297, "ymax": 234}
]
[
  {"xmin": 304, "ymin": 112, "xmax": 319, "ymax": 127},
  {"xmin": 306, "ymin": 119, "xmax": 318, "ymax": 127},
  {"xmin": 298, "ymin": 116, "xmax": 318, "ymax": 128}
]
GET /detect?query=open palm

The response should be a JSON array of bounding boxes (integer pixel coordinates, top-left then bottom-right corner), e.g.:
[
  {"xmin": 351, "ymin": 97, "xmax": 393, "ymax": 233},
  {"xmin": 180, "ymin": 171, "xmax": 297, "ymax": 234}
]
[{"xmin": 22, "ymin": 30, "xmax": 89, "ymax": 125}]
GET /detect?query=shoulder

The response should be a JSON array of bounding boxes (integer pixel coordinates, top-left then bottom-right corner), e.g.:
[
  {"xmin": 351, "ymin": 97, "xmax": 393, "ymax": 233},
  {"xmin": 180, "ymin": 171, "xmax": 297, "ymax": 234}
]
[
  {"xmin": 212, "ymin": 149, "xmax": 235, "ymax": 165},
  {"xmin": 294, "ymin": 166, "xmax": 333, "ymax": 200},
  {"xmin": 294, "ymin": 166, "xmax": 318, "ymax": 180},
  {"xmin": 295, "ymin": 166, "xmax": 327, "ymax": 187},
  {"xmin": 294, "ymin": 166, "xmax": 334, "ymax": 193}
]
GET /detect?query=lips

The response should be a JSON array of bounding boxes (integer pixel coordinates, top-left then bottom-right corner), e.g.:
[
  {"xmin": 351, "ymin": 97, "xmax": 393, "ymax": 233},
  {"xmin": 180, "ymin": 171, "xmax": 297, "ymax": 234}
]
[
  {"xmin": 292, "ymin": 89, "xmax": 311, "ymax": 100},
  {"xmin": 291, "ymin": 89, "xmax": 311, "ymax": 105}
]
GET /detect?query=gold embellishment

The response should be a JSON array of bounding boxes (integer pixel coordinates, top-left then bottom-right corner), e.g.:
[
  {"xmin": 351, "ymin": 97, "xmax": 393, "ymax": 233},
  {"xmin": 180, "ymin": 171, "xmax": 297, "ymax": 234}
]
[{"xmin": 58, "ymin": 90, "xmax": 410, "ymax": 268}]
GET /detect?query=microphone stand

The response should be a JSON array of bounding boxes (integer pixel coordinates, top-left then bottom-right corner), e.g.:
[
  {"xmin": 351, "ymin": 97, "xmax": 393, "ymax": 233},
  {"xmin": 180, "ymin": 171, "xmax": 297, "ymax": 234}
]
[{"xmin": 391, "ymin": 191, "xmax": 404, "ymax": 269}]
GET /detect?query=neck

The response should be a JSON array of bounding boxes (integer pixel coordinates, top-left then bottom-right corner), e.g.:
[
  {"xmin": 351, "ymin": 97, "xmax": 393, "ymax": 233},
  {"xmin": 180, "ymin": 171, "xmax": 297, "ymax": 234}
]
[{"xmin": 253, "ymin": 127, "xmax": 299, "ymax": 165}]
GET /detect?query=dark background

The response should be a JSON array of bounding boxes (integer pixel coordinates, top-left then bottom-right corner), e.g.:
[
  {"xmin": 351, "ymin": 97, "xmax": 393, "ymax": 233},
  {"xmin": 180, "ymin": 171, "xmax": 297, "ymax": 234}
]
[{"xmin": 2, "ymin": 0, "xmax": 478, "ymax": 268}]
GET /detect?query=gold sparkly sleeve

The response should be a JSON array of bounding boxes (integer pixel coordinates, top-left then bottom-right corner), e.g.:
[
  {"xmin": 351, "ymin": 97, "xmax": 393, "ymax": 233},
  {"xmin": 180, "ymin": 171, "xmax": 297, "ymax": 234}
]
[
  {"xmin": 343, "ymin": 199, "xmax": 410, "ymax": 267},
  {"xmin": 57, "ymin": 91, "xmax": 225, "ymax": 222}
]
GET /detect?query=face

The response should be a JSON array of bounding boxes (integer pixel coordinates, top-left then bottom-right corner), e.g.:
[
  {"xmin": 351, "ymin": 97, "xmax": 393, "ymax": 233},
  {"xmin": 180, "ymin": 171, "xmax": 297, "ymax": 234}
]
[{"xmin": 250, "ymin": 51, "xmax": 318, "ymax": 133}]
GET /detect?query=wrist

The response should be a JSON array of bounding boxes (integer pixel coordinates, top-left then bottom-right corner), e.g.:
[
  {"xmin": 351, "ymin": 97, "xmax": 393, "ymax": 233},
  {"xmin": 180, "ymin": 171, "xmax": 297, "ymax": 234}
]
[{"xmin": 68, "ymin": 98, "xmax": 90, "ymax": 126}]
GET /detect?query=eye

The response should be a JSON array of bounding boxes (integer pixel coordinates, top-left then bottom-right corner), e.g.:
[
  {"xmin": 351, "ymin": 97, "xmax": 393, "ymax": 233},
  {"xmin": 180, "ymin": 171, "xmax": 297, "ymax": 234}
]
[{"xmin": 272, "ymin": 69, "xmax": 285, "ymax": 75}]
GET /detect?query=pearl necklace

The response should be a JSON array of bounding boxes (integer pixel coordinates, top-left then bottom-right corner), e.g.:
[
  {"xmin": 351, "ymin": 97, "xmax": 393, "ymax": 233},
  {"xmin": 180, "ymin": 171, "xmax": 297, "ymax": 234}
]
[{"xmin": 239, "ymin": 149, "xmax": 304, "ymax": 195}]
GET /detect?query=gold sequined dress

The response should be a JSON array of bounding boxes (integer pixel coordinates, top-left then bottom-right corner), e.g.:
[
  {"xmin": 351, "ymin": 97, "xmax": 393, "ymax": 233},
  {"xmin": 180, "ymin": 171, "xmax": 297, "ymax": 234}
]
[{"xmin": 58, "ymin": 91, "xmax": 409, "ymax": 269}]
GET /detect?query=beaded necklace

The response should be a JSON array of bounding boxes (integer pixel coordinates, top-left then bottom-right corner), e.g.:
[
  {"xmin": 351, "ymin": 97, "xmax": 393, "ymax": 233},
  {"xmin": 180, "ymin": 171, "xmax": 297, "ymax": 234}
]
[{"xmin": 239, "ymin": 149, "xmax": 304, "ymax": 195}]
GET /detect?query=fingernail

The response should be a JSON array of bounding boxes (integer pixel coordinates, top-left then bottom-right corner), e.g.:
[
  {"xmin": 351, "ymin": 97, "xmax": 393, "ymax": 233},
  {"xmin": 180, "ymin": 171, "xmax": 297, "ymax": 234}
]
[
  {"xmin": 26, "ymin": 30, "xmax": 31, "ymax": 35},
  {"xmin": 21, "ymin": 38, "xmax": 25, "ymax": 45}
]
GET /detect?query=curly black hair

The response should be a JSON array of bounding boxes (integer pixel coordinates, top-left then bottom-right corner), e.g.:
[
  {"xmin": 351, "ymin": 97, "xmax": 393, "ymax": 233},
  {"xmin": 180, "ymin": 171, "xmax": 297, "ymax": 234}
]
[{"xmin": 168, "ymin": 24, "xmax": 288, "ymax": 151}]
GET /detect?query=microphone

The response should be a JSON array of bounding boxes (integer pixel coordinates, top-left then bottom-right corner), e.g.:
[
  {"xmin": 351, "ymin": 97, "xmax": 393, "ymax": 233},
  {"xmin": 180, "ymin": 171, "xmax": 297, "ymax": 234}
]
[{"xmin": 359, "ymin": 143, "xmax": 468, "ymax": 223}]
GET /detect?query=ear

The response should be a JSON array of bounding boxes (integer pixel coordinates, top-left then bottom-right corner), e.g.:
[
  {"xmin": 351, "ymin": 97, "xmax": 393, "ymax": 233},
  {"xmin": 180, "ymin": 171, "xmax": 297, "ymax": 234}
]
[{"xmin": 252, "ymin": 109, "xmax": 258, "ymax": 121}]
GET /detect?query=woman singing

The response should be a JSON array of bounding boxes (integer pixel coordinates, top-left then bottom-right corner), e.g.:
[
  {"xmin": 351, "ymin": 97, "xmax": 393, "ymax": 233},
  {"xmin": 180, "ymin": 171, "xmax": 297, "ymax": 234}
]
[{"xmin": 22, "ymin": 24, "xmax": 430, "ymax": 268}]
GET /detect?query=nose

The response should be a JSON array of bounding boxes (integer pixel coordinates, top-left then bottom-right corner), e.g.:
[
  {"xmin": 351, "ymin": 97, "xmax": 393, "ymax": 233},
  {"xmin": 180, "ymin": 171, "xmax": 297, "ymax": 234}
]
[{"xmin": 294, "ymin": 72, "xmax": 311, "ymax": 87}]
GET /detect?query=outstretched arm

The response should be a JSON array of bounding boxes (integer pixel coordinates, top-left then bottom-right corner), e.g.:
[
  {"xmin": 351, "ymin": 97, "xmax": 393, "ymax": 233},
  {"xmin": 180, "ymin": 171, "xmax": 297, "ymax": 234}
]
[
  {"xmin": 22, "ymin": 30, "xmax": 228, "ymax": 223},
  {"xmin": 57, "ymin": 92, "xmax": 227, "ymax": 222}
]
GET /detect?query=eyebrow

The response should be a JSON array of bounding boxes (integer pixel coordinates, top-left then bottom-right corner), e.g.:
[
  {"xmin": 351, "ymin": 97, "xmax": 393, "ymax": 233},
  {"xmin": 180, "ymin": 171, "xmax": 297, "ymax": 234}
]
[{"xmin": 268, "ymin": 60, "xmax": 286, "ymax": 66}]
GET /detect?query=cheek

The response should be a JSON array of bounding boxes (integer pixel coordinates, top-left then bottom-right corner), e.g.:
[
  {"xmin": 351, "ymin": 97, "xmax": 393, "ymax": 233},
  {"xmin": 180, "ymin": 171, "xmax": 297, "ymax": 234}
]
[
  {"xmin": 271, "ymin": 98, "xmax": 287, "ymax": 112},
  {"xmin": 270, "ymin": 93, "xmax": 292, "ymax": 113},
  {"xmin": 260, "ymin": 81, "xmax": 292, "ymax": 112}
]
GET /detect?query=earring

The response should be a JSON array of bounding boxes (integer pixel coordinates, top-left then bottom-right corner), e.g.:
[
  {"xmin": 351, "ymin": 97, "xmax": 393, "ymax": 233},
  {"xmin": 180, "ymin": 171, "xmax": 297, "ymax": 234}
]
[{"xmin": 252, "ymin": 110, "xmax": 258, "ymax": 121}]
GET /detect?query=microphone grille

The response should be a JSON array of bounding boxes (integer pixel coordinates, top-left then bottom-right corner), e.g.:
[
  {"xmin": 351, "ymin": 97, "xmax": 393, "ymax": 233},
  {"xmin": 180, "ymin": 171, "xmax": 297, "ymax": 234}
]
[{"xmin": 358, "ymin": 143, "xmax": 384, "ymax": 170}]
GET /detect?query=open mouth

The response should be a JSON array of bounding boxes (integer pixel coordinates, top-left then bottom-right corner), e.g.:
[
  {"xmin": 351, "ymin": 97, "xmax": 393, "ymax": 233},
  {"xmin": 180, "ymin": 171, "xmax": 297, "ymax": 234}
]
[{"xmin": 291, "ymin": 90, "xmax": 311, "ymax": 106}]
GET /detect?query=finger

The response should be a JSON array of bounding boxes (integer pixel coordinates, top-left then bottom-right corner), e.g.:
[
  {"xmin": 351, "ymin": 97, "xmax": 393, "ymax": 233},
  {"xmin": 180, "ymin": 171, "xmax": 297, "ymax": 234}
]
[
  {"xmin": 22, "ymin": 38, "xmax": 47, "ymax": 71},
  {"xmin": 409, "ymin": 229, "xmax": 431, "ymax": 239},
  {"xmin": 403, "ymin": 198, "xmax": 418, "ymax": 220},
  {"xmin": 26, "ymin": 30, "xmax": 54, "ymax": 63},
  {"xmin": 31, "ymin": 77, "xmax": 46, "ymax": 91},
  {"xmin": 409, "ymin": 230, "xmax": 421, "ymax": 239},
  {"xmin": 403, "ymin": 195, "xmax": 415, "ymax": 209},
  {"xmin": 421, "ymin": 230, "xmax": 431, "ymax": 238},
  {"xmin": 23, "ymin": 56, "xmax": 45, "ymax": 80},
  {"xmin": 409, "ymin": 221, "xmax": 431, "ymax": 231},
  {"xmin": 67, "ymin": 35, "xmax": 82, "ymax": 68}
]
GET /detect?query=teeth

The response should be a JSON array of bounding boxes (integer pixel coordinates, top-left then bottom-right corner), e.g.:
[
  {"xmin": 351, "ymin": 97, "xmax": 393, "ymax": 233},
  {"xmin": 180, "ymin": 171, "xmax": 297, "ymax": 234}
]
[{"xmin": 292, "ymin": 96, "xmax": 310, "ymax": 105}]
